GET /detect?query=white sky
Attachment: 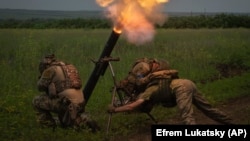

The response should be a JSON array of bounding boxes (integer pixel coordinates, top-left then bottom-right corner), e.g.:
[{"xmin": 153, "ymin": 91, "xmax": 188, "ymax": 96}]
[{"xmin": 0, "ymin": 0, "xmax": 249, "ymax": 13}]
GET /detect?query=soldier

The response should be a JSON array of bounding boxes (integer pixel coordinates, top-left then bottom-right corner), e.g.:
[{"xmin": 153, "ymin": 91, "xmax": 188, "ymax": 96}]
[
  {"xmin": 107, "ymin": 57, "xmax": 234, "ymax": 125},
  {"xmin": 32, "ymin": 54, "xmax": 100, "ymax": 132}
]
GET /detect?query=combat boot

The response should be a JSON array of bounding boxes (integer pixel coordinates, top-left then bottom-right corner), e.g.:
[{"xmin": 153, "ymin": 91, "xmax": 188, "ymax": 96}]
[
  {"xmin": 37, "ymin": 113, "xmax": 57, "ymax": 128},
  {"xmin": 74, "ymin": 113, "xmax": 100, "ymax": 132}
]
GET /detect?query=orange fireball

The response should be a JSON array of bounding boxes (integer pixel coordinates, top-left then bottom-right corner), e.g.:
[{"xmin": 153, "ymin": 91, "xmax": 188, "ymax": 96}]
[{"xmin": 96, "ymin": 0, "xmax": 169, "ymax": 45}]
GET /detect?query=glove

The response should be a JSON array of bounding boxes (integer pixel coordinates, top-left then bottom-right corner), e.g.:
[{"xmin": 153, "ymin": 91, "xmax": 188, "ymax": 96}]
[
  {"xmin": 135, "ymin": 76, "xmax": 150, "ymax": 86},
  {"xmin": 116, "ymin": 80, "xmax": 128, "ymax": 89},
  {"xmin": 107, "ymin": 104, "xmax": 116, "ymax": 113}
]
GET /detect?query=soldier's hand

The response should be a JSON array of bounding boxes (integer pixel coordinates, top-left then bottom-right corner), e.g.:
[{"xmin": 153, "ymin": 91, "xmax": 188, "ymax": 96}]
[
  {"xmin": 118, "ymin": 80, "xmax": 129, "ymax": 88},
  {"xmin": 136, "ymin": 76, "xmax": 149, "ymax": 86},
  {"xmin": 107, "ymin": 104, "xmax": 116, "ymax": 113}
]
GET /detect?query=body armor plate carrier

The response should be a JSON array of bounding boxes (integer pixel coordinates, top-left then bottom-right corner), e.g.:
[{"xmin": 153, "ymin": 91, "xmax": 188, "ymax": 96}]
[{"xmin": 55, "ymin": 64, "xmax": 82, "ymax": 93}]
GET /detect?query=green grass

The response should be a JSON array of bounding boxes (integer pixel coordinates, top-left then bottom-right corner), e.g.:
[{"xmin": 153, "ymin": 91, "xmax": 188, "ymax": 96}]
[{"xmin": 0, "ymin": 28, "xmax": 250, "ymax": 140}]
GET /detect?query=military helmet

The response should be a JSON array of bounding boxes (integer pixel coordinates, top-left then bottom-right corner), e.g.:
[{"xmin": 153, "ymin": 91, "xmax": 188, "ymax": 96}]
[
  {"xmin": 131, "ymin": 62, "xmax": 150, "ymax": 77},
  {"xmin": 39, "ymin": 54, "xmax": 56, "ymax": 74}
]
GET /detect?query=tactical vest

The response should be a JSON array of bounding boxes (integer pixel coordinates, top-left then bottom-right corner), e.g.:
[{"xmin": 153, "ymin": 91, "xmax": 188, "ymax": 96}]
[
  {"xmin": 132, "ymin": 58, "xmax": 178, "ymax": 106},
  {"xmin": 54, "ymin": 63, "xmax": 82, "ymax": 93}
]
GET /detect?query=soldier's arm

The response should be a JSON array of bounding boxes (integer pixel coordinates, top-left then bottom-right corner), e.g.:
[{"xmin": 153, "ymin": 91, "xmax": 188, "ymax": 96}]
[
  {"xmin": 111, "ymin": 98, "xmax": 145, "ymax": 113},
  {"xmin": 37, "ymin": 68, "xmax": 55, "ymax": 92}
]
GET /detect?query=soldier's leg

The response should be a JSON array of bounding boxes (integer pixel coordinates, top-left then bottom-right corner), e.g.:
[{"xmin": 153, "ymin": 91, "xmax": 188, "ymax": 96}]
[
  {"xmin": 32, "ymin": 93, "xmax": 61, "ymax": 127},
  {"xmin": 193, "ymin": 91, "xmax": 234, "ymax": 124},
  {"xmin": 174, "ymin": 80, "xmax": 196, "ymax": 125}
]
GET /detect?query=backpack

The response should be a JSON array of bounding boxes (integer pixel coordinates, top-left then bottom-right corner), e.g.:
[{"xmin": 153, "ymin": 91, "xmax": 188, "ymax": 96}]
[
  {"xmin": 130, "ymin": 58, "xmax": 179, "ymax": 89},
  {"xmin": 131, "ymin": 57, "xmax": 171, "ymax": 77},
  {"xmin": 50, "ymin": 61, "xmax": 83, "ymax": 93},
  {"xmin": 119, "ymin": 58, "xmax": 176, "ymax": 96},
  {"xmin": 60, "ymin": 64, "xmax": 82, "ymax": 90}
]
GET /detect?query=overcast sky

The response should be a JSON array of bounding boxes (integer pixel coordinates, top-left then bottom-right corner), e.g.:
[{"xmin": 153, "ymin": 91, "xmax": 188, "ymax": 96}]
[{"xmin": 0, "ymin": 0, "xmax": 249, "ymax": 13}]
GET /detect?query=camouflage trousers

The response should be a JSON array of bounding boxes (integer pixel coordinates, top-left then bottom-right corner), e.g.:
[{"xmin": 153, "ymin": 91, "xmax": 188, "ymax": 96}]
[
  {"xmin": 172, "ymin": 79, "xmax": 234, "ymax": 125},
  {"xmin": 32, "ymin": 93, "xmax": 99, "ymax": 131}
]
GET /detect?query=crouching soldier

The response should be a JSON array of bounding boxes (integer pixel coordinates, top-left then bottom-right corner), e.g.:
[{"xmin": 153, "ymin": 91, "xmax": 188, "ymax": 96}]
[
  {"xmin": 108, "ymin": 57, "xmax": 234, "ymax": 125},
  {"xmin": 32, "ymin": 54, "xmax": 100, "ymax": 132}
]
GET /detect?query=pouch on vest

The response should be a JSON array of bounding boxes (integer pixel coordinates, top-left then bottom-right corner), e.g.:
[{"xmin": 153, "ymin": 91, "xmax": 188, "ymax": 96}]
[
  {"xmin": 160, "ymin": 79, "xmax": 176, "ymax": 107},
  {"xmin": 61, "ymin": 64, "xmax": 82, "ymax": 89}
]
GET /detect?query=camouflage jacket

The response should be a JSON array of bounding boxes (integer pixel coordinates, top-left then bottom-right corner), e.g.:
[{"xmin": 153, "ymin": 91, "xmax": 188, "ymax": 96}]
[{"xmin": 37, "ymin": 62, "xmax": 84, "ymax": 105}]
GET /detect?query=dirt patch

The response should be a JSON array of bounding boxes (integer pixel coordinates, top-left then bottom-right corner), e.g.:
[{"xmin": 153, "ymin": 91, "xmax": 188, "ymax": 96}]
[
  {"xmin": 216, "ymin": 63, "xmax": 249, "ymax": 78},
  {"xmin": 110, "ymin": 94, "xmax": 250, "ymax": 141},
  {"xmin": 200, "ymin": 61, "xmax": 249, "ymax": 84},
  {"xmin": 191, "ymin": 94, "xmax": 250, "ymax": 125}
]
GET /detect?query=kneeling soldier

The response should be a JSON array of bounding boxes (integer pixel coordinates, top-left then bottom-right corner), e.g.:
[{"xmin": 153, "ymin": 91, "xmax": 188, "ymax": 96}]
[{"xmin": 32, "ymin": 54, "xmax": 99, "ymax": 132}]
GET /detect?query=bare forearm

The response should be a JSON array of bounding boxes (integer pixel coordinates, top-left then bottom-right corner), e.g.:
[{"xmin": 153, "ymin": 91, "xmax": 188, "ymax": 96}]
[
  {"xmin": 113, "ymin": 99, "xmax": 145, "ymax": 113},
  {"xmin": 114, "ymin": 105, "xmax": 135, "ymax": 113}
]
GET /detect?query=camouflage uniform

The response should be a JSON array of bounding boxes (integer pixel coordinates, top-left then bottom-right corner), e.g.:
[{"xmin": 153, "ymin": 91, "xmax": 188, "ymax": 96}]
[
  {"xmin": 119, "ymin": 57, "xmax": 233, "ymax": 125},
  {"xmin": 32, "ymin": 54, "xmax": 99, "ymax": 131},
  {"xmin": 170, "ymin": 79, "xmax": 233, "ymax": 124}
]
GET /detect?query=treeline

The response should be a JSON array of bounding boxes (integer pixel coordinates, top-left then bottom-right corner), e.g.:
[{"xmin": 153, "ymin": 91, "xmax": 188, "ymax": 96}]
[
  {"xmin": 162, "ymin": 14, "xmax": 250, "ymax": 28},
  {"xmin": 0, "ymin": 18, "xmax": 110, "ymax": 29},
  {"xmin": 0, "ymin": 13, "xmax": 250, "ymax": 29}
]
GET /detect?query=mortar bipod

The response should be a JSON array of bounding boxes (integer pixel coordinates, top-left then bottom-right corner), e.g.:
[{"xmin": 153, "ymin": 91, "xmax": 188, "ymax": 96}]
[{"xmin": 102, "ymin": 56, "xmax": 124, "ymax": 134}]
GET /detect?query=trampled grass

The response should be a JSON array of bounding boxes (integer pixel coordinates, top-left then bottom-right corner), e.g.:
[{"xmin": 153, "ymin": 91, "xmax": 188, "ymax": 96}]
[{"xmin": 0, "ymin": 28, "xmax": 249, "ymax": 140}]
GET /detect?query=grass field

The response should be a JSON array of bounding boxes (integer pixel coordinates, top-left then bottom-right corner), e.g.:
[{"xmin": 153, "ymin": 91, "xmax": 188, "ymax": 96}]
[{"xmin": 0, "ymin": 28, "xmax": 250, "ymax": 140}]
